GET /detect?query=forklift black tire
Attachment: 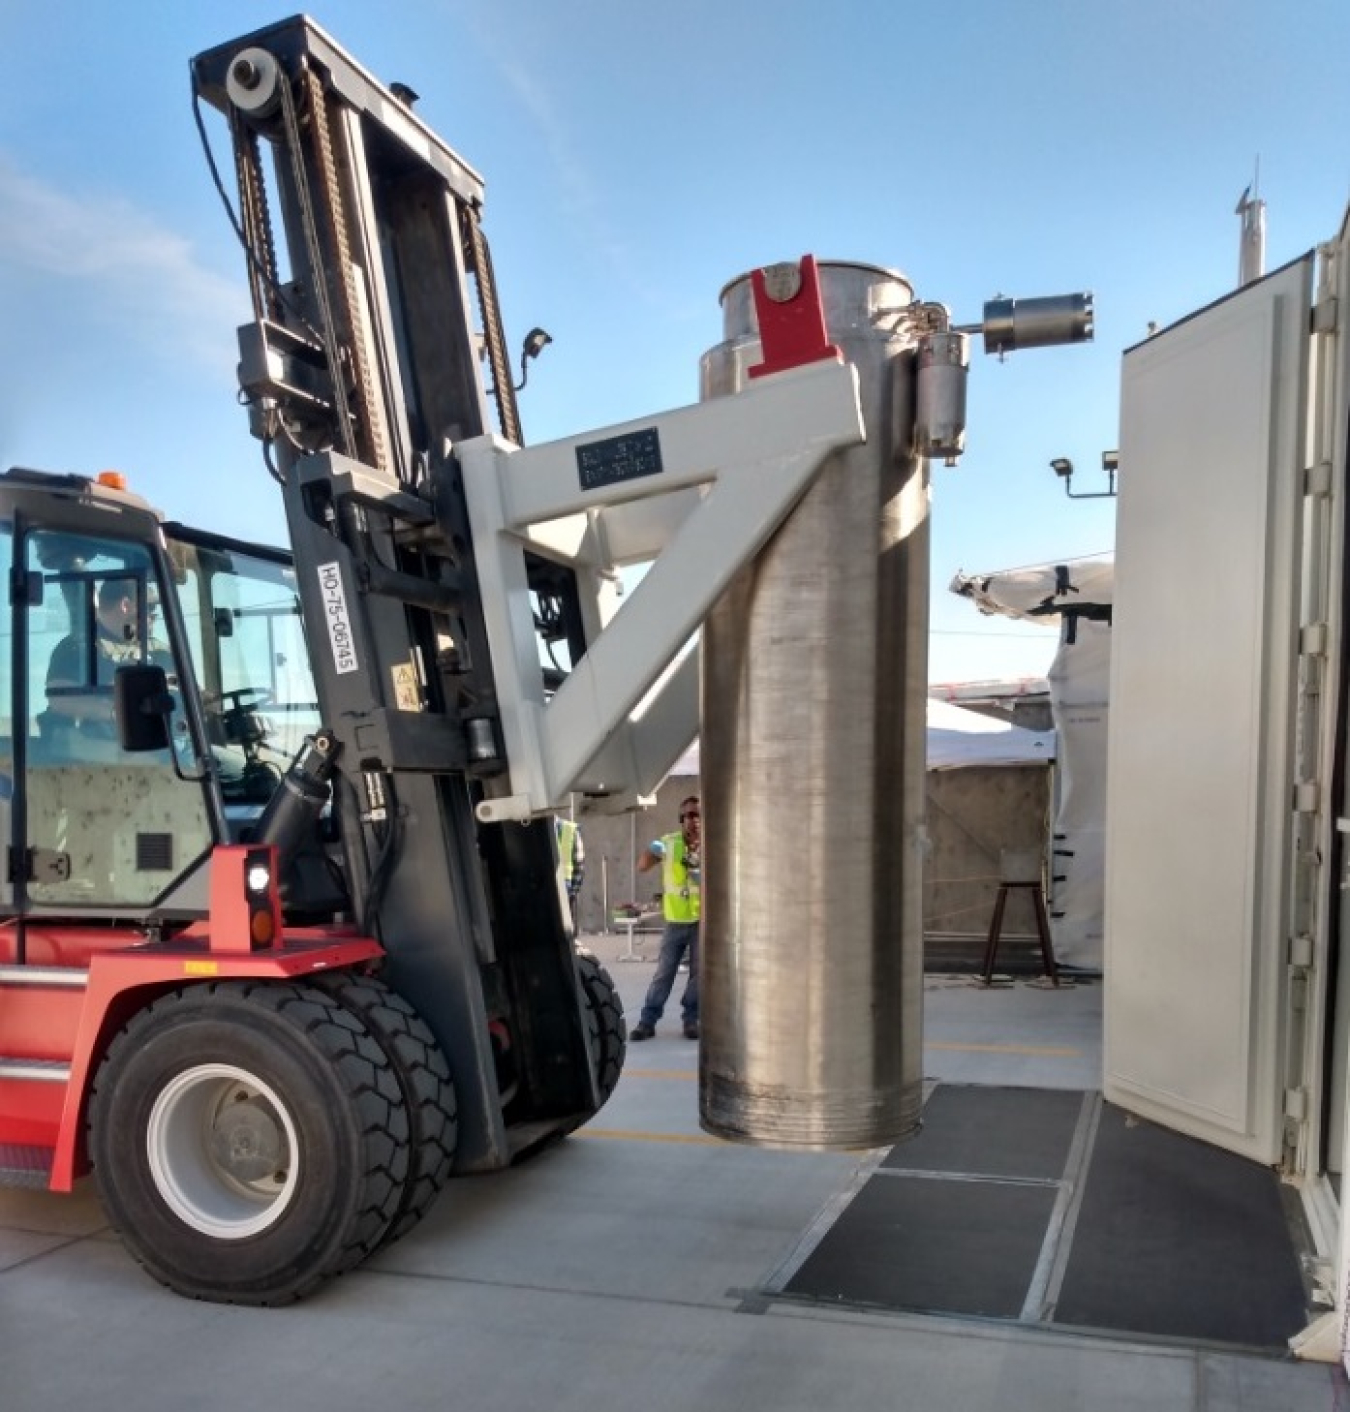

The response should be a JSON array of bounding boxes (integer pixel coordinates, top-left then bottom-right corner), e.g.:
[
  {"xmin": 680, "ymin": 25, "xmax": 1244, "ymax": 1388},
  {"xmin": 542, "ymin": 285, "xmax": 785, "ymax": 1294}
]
[
  {"xmin": 87, "ymin": 980, "xmax": 410, "ymax": 1305},
  {"xmin": 576, "ymin": 948, "xmax": 626, "ymax": 1108},
  {"xmin": 312, "ymin": 972, "xmax": 458, "ymax": 1246}
]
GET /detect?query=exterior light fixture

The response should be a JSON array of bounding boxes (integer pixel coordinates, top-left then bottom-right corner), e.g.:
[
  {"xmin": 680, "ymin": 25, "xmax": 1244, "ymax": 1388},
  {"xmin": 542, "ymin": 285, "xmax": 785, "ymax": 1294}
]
[
  {"xmin": 1050, "ymin": 452, "xmax": 1118, "ymax": 501},
  {"xmin": 515, "ymin": 327, "xmax": 553, "ymax": 391}
]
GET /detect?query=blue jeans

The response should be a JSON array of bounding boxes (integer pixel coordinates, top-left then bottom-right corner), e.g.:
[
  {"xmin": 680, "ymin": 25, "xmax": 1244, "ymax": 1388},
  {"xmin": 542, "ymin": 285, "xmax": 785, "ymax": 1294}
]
[{"xmin": 640, "ymin": 921, "xmax": 699, "ymax": 1028}]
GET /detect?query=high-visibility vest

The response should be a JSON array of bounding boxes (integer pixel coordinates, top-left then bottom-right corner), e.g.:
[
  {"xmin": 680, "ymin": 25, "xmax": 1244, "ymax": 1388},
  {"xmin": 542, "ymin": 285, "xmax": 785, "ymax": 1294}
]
[
  {"xmin": 556, "ymin": 818, "xmax": 580, "ymax": 886},
  {"xmin": 659, "ymin": 831, "xmax": 700, "ymax": 923}
]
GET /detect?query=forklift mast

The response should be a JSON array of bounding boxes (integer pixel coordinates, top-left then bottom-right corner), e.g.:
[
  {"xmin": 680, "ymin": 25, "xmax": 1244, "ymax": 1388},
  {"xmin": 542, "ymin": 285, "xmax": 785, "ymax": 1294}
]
[{"xmin": 191, "ymin": 17, "xmax": 596, "ymax": 1170}]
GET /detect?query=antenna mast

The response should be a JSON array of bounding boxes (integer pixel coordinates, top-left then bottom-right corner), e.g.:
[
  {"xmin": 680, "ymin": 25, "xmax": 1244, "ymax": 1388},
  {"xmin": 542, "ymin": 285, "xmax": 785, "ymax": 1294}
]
[{"xmin": 1237, "ymin": 159, "xmax": 1267, "ymax": 287}]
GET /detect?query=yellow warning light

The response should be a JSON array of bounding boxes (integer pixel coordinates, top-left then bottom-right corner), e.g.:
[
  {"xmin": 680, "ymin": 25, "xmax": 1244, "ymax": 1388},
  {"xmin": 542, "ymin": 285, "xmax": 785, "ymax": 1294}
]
[{"xmin": 96, "ymin": 470, "xmax": 128, "ymax": 491}]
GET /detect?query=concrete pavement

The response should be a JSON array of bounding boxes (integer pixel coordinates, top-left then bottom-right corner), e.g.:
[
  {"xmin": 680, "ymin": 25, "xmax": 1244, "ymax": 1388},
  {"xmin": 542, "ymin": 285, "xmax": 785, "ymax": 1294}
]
[{"xmin": 0, "ymin": 932, "xmax": 1338, "ymax": 1411}]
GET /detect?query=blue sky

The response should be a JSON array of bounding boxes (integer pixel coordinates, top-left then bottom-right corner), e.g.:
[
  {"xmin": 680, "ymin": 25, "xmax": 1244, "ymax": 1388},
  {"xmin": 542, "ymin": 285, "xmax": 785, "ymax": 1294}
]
[{"xmin": 3, "ymin": 0, "xmax": 1348, "ymax": 685}]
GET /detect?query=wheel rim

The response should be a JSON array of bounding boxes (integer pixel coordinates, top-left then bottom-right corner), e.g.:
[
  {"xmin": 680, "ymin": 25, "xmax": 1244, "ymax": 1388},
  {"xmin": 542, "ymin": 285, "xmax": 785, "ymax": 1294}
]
[{"xmin": 146, "ymin": 1063, "xmax": 300, "ymax": 1239}]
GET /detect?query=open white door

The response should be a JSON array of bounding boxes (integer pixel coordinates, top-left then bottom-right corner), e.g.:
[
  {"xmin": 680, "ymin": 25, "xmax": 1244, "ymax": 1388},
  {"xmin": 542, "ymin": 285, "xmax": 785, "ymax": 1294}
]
[{"xmin": 1103, "ymin": 254, "xmax": 1313, "ymax": 1163}]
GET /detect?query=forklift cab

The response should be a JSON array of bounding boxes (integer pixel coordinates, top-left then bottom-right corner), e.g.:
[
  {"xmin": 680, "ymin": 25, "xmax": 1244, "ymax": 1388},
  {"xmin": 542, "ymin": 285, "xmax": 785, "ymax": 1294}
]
[
  {"xmin": 0, "ymin": 469, "xmax": 327, "ymax": 937},
  {"xmin": 17, "ymin": 525, "xmax": 212, "ymax": 920}
]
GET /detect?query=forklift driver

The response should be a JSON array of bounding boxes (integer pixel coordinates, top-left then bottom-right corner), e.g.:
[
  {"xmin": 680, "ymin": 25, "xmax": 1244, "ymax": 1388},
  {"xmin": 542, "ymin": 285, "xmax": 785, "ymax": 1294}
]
[{"xmin": 44, "ymin": 577, "xmax": 170, "ymax": 742}]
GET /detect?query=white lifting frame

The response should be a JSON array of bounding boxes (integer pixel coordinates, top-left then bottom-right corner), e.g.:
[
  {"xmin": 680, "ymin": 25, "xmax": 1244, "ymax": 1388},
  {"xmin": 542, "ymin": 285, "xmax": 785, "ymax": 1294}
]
[{"xmin": 458, "ymin": 357, "xmax": 865, "ymax": 822}]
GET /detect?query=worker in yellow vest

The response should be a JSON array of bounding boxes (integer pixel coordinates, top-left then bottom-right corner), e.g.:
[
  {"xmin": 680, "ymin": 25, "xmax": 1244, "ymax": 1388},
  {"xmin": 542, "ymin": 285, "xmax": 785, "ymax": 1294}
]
[
  {"xmin": 555, "ymin": 815, "xmax": 585, "ymax": 927},
  {"xmin": 629, "ymin": 794, "xmax": 700, "ymax": 1041}
]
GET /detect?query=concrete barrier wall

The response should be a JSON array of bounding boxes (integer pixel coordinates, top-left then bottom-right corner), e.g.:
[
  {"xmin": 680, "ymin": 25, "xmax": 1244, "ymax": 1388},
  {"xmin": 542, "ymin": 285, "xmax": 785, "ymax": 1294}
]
[
  {"xmin": 924, "ymin": 761, "xmax": 1053, "ymax": 962},
  {"xmin": 569, "ymin": 762, "xmax": 1051, "ymax": 957}
]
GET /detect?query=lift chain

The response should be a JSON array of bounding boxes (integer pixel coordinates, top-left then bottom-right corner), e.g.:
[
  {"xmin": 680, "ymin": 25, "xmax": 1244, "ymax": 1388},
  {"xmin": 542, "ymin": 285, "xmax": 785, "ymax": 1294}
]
[
  {"xmin": 230, "ymin": 111, "xmax": 281, "ymax": 323},
  {"xmin": 273, "ymin": 63, "xmax": 358, "ymax": 462},
  {"xmin": 303, "ymin": 65, "xmax": 395, "ymax": 478},
  {"xmin": 461, "ymin": 205, "xmax": 523, "ymax": 446}
]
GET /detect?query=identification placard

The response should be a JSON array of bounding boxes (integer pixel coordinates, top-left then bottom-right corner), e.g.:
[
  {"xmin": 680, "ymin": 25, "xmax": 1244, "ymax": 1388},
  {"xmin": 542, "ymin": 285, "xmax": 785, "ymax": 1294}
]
[{"xmin": 317, "ymin": 561, "xmax": 359, "ymax": 675}]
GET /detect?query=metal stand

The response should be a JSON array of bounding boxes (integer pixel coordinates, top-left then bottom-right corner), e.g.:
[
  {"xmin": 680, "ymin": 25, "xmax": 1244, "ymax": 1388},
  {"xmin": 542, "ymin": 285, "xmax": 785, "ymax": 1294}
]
[
  {"xmin": 613, "ymin": 911, "xmax": 660, "ymax": 961},
  {"xmin": 979, "ymin": 882, "xmax": 1059, "ymax": 986}
]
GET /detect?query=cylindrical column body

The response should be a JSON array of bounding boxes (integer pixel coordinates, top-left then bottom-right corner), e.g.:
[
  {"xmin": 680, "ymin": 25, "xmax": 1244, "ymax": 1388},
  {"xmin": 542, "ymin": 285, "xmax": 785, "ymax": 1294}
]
[{"xmin": 697, "ymin": 261, "xmax": 927, "ymax": 1148}]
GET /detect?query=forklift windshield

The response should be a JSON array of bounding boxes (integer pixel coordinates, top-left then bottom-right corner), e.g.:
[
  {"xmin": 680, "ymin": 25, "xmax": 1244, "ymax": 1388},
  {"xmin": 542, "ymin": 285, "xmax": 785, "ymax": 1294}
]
[{"xmin": 164, "ymin": 526, "xmax": 321, "ymax": 808}]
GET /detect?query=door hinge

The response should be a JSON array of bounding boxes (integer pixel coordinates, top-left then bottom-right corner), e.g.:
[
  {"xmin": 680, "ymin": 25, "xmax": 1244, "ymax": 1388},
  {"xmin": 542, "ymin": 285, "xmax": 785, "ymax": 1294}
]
[
  {"xmin": 1313, "ymin": 295, "xmax": 1338, "ymax": 333},
  {"xmin": 8, "ymin": 566, "xmax": 43, "ymax": 609},
  {"xmin": 1289, "ymin": 933, "xmax": 1315, "ymax": 969},
  {"xmin": 1305, "ymin": 460, "xmax": 1334, "ymax": 498},
  {"xmin": 1301, "ymin": 621, "xmax": 1329, "ymax": 656},
  {"xmin": 1284, "ymin": 1087, "xmax": 1309, "ymax": 1121},
  {"xmin": 1294, "ymin": 781, "xmax": 1320, "ymax": 814}
]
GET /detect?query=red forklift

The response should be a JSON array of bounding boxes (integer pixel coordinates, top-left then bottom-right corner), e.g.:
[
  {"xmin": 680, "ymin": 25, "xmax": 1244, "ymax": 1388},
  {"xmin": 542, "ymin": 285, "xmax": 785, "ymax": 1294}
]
[
  {"xmin": 0, "ymin": 17, "xmax": 862, "ymax": 1304},
  {"xmin": 0, "ymin": 475, "xmax": 626, "ymax": 1302}
]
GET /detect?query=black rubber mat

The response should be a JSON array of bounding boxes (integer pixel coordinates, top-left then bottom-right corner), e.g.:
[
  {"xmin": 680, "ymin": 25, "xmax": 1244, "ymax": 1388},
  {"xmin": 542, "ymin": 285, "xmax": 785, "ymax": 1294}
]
[
  {"xmin": 787, "ymin": 1173, "xmax": 1058, "ymax": 1317},
  {"xmin": 779, "ymin": 1084, "xmax": 1310, "ymax": 1350},
  {"xmin": 1053, "ymin": 1103, "xmax": 1308, "ymax": 1347},
  {"xmin": 882, "ymin": 1082, "xmax": 1083, "ymax": 1180}
]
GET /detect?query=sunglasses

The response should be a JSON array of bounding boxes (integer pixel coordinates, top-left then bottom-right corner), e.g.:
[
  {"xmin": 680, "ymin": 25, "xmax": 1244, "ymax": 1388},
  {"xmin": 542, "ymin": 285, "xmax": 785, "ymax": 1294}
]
[{"xmin": 680, "ymin": 811, "xmax": 700, "ymax": 821}]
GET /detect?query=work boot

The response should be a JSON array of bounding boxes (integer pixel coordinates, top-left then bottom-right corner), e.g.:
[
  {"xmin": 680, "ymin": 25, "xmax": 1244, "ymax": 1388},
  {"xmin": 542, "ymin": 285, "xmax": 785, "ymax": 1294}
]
[
  {"xmin": 630, "ymin": 1022, "xmax": 655, "ymax": 1042},
  {"xmin": 683, "ymin": 1021, "xmax": 699, "ymax": 1040}
]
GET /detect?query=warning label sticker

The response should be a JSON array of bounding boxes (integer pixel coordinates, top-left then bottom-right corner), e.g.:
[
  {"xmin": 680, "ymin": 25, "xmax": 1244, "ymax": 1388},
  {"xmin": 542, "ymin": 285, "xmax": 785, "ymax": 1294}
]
[{"xmin": 392, "ymin": 661, "xmax": 420, "ymax": 711}]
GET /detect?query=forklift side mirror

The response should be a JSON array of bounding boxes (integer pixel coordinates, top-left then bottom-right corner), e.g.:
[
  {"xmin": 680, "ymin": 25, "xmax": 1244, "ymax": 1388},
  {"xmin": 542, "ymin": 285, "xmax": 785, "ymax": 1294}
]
[{"xmin": 114, "ymin": 664, "xmax": 173, "ymax": 753}]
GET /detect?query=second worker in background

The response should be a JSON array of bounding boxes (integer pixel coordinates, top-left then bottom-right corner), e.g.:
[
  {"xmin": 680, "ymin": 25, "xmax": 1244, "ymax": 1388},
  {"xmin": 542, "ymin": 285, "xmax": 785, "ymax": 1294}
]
[
  {"xmin": 555, "ymin": 814, "xmax": 585, "ymax": 928},
  {"xmin": 629, "ymin": 795, "xmax": 700, "ymax": 1041}
]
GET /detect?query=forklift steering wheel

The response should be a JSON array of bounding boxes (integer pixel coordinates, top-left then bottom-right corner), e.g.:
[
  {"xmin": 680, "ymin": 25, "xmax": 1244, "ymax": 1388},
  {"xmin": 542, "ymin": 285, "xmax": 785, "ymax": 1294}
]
[
  {"xmin": 216, "ymin": 687, "xmax": 275, "ymax": 751},
  {"xmin": 218, "ymin": 687, "xmax": 274, "ymax": 714}
]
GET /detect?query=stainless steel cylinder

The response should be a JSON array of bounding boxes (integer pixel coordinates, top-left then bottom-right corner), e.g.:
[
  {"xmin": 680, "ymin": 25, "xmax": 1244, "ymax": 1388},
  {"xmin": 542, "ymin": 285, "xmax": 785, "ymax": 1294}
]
[
  {"xmin": 697, "ymin": 261, "xmax": 927, "ymax": 1149},
  {"xmin": 915, "ymin": 328, "xmax": 969, "ymax": 460}
]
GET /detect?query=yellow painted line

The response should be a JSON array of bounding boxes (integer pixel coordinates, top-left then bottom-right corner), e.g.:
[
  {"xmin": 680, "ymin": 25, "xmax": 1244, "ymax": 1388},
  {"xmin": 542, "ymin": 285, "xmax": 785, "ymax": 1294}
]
[
  {"xmin": 574, "ymin": 1127, "xmax": 724, "ymax": 1146},
  {"xmin": 576, "ymin": 1127, "xmax": 865, "ymax": 1155},
  {"xmin": 927, "ymin": 1040, "xmax": 1081, "ymax": 1058}
]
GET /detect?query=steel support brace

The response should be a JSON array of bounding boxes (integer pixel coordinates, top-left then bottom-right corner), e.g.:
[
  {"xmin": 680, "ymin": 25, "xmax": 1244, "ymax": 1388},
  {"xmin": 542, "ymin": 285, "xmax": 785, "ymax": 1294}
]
[{"xmin": 459, "ymin": 358, "xmax": 865, "ymax": 821}]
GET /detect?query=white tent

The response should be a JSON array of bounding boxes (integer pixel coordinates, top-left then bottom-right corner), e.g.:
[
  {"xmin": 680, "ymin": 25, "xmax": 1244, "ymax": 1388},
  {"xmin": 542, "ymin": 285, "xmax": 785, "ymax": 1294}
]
[
  {"xmin": 925, "ymin": 698, "xmax": 1054, "ymax": 769},
  {"xmin": 670, "ymin": 697, "xmax": 1052, "ymax": 778}
]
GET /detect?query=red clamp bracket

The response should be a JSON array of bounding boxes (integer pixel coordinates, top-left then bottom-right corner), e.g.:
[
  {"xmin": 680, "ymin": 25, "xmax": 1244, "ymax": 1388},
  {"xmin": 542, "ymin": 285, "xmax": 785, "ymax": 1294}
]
[{"xmin": 747, "ymin": 255, "xmax": 842, "ymax": 379}]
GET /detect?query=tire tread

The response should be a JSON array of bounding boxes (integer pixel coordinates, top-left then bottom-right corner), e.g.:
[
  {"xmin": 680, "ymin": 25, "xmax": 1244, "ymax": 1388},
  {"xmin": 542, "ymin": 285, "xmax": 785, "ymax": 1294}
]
[
  {"xmin": 313, "ymin": 973, "xmax": 458, "ymax": 1245},
  {"xmin": 87, "ymin": 979, "xmax": 410, "ymax": 1305}
]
